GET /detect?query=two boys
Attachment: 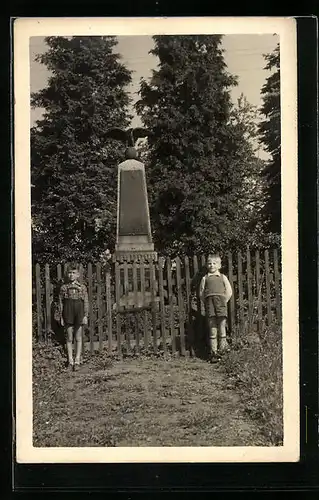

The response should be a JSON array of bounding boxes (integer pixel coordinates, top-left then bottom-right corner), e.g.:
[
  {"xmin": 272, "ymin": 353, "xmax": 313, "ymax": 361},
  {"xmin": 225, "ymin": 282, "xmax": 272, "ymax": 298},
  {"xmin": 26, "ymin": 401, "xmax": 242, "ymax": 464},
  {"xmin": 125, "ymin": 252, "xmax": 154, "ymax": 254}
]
[
  {"xmin": 58, "ymin": 256, "xmax": 231, "ymax": 367},
  {"xmin": 199, "ymin": 254, "xmax": 232, "ymax": 363}
]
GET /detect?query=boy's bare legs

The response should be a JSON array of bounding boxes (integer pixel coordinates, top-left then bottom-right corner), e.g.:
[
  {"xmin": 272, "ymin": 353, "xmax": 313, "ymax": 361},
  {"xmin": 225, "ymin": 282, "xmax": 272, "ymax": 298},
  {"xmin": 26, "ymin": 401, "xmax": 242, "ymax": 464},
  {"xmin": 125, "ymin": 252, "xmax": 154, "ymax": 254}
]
[
  {"xmin": 66, "ymin": 327, "xmax": 74, "ymax": 366},
  {"xmin": 218, "ymin": 317, "xmax": 229, "ymax": 353},
  {"xmin": 208, "ymin": 317, "xmax": 218, "ymax": 355},
  {"xmin": 74, "ymin": 326, "xmax": 83, "ymax": 366}
]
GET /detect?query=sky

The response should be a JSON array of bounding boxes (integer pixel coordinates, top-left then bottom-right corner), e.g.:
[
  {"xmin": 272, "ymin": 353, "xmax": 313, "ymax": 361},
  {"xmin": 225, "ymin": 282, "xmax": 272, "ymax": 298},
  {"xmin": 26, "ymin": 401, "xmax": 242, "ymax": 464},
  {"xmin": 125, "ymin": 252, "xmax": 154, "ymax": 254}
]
[{"xmin": 29, "ymin": 35, "xmax": 279, "ymax": 158}]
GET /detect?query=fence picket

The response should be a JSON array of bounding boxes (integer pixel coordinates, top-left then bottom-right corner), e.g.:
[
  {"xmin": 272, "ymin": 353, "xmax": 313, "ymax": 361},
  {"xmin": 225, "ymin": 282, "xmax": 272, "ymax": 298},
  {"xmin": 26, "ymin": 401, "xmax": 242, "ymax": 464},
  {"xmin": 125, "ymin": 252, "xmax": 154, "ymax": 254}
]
[
  {"xmin": 123, "ymin": 262, "xmax": 129, "ymax": 307},
  {"xmin": 79, "ymin": 263, "xmax": 84, "ymax": 282},
  {"xmin": 184, "ymin": 256, "xmax": 191, "ymax": 316},
  {"xmin": 176, "ymin": 257, "xmax": 186, "ymax": 356},
  {"xmin": 79, "ymin": 263, "xmax": 85, "ymax": 351},
  {"xmin": 35, "ymin": 263, "xmax": 42, "ymax": 340},
  {"xmin": 158, "ymin": 257, "xmax": 166, "ymax": 353},
  {"xmin": 96, "ymin": 263, "xmax": 103, "ymax": 351},
  {"xmin": 115, "ymin": 261, "xmax": 122, "ymax": 357},
  {"xmin": 57, "ymin": 264, "xmax": 62, "ymax": 282},
  {"xmin": 123, "ymin": 261, "xmax": 131, "ymax": 352},
  {"xmin": 265, "ymin": 250, "xmax": 272, "ymax": 326},
  {"xmin": 255, "ymin": 250, "xmax": 263, "ymax": 335},
  {"xmin": 193, "ymin": 255, "xmax": 199, "ymax": 275},
  {"xmin": 273, "ymin": 249, "xmax": 281, "ymax": 323},
  {"xmin": 140, "ymin": 261, "xmax": 148, "ymax": 348},
  {"xmin": 193, "ymin": 255, "xmax": 201, "ymax": 315},
  {"xmin": 44, "ymin": 264, "xmax": 51, "ymax": 341},
  {"xmin": 201, "ymin": 254, "xmax": 206, "ymax": 268},
  {"xmin": 227, "ymin": 252, "xmax": 235, "ymax": 335},
  {"xmin": 184, "ymin": 256, "xmax": 193, "ymax": 356},
  {"xmin": 63, "ymin": 263, "xmax": 68, "ymax": 280},
  {"xmin": 237, "ymin": 252, "xmax": 244, "ymax": 332},
  {"xmin": 87, "ymin": 263, "xmax": 94, "ymax": 353},
  {"xmin": 132, "ymin": 259, "xmax": 140, "ymax": 353},
  {"xmin": 246, "ymin": 248, "xmax": 253, "ymax": 330},
  {"xmin": 105, "ymin": 267, "xmax": 113, "ymax": 354},
  {"xmin": 149, "ymin": 260, "xmax": 157, "ymax": 353},
  {"xmin": 132, "ymin": 260, "xmax": 138, "ymax": 307},
  {"xmin": 166, "ymin": 257, "xmax": 176, "ymax": 354}
]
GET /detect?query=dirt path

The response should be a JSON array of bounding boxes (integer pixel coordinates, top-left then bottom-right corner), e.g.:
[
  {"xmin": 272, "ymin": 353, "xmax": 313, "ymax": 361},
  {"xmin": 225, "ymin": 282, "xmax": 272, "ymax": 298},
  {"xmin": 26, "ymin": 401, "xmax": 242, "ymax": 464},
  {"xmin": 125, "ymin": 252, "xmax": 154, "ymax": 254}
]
[{"xmin": 34, "ymin": 355, "xmax": 270, "ymax": 447}]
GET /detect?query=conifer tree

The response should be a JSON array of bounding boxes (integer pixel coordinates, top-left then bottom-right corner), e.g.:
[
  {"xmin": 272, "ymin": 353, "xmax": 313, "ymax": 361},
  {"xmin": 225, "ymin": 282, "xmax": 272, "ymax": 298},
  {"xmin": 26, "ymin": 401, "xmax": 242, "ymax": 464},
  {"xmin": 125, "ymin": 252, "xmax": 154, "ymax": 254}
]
[
  {"xmin": 136, "ymin": 35, "xmax": 258, "ymax": 255},
  {"xmin": 31, "ymin": 36, "xmax": 132, "ymax": 263},
  {"xmin": 259, "ymin": 43, "xmax": 281, "ymax": 235}
]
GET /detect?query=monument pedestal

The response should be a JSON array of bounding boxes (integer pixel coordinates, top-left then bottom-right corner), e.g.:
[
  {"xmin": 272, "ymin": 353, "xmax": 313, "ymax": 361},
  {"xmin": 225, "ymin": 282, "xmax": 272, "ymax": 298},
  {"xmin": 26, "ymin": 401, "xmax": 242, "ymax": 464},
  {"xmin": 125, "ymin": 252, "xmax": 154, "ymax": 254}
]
[{"xmin": 114, "ymin": 157, "xmax": 157, "ymax": 262}]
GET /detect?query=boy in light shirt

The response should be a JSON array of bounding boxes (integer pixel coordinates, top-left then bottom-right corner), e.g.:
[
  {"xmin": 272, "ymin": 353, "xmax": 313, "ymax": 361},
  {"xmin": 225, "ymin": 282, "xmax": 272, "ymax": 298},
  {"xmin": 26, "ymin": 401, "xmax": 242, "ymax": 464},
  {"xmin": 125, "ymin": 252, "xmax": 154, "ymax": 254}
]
[{"xmin": 199, "ymin": 254, "xmax": 232, "ymax": 362}]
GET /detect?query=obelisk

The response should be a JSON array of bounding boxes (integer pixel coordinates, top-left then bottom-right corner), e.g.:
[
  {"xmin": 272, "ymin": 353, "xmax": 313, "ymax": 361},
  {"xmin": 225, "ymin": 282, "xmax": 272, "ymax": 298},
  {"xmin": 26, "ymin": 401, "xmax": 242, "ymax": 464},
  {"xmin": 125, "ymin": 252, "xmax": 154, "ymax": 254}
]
[{"xmin": 114, "ymin": 147, "xmax": 157, "ymax": 262}]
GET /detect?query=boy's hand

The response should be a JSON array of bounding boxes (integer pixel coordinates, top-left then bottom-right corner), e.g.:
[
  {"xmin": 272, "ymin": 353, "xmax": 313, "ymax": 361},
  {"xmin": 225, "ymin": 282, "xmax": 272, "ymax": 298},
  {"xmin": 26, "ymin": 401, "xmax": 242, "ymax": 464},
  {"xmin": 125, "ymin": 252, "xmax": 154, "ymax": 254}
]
[
  {"xmin": 82, "ymin": 316, "xmax": 88, "ymax": 326},
  {"xmin": 60, "ymin": 317, "xmax": 64, "ymax": 327}
]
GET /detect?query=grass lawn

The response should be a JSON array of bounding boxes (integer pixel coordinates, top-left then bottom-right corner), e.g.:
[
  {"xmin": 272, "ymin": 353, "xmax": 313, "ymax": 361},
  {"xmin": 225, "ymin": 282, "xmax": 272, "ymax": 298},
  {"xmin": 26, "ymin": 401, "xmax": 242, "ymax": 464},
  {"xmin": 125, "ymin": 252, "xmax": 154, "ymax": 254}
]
[{"xmin": 33, "ymin": 338, "xmax": 282, "ymax": 447}]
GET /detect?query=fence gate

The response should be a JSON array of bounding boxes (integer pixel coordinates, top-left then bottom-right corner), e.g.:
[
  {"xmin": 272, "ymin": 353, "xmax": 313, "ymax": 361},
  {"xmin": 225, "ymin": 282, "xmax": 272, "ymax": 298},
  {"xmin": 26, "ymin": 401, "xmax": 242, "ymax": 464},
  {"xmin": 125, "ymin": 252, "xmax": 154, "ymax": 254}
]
[
  {"xmin": 113, "ymin": 255, "xmax": 200, "ymax": 357},
  {"xmin": 114, "ymin": 257, "xmax": 160, "ymax": 356}
]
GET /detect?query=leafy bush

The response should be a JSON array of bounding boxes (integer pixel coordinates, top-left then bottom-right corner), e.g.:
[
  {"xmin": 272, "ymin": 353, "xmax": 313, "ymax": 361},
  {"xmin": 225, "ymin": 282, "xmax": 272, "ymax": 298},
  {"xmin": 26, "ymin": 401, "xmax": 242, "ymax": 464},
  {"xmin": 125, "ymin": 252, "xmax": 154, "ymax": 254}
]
[{"xmin": 222, "ymin": 325, "xmax": 283, "ymax": 445}]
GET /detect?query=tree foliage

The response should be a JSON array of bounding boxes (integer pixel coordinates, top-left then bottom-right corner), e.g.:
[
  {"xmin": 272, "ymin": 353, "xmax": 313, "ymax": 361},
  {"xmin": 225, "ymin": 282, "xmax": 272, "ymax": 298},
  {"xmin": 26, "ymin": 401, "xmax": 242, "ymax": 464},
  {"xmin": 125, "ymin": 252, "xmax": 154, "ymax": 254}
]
[
  {"xmin": 136, "ymin": 35, "xmax": 264, "ymax": 256},
  {"xmin": 228, "ymin": 94, "xmax": 270, "ymax": 246},
  {"xmin": 259, "ymin": 43, "xmax": 281, "ymax": 235},
  {"xmin": 31, "ymin": 36, "xmax": 132, "ymax": 263}
]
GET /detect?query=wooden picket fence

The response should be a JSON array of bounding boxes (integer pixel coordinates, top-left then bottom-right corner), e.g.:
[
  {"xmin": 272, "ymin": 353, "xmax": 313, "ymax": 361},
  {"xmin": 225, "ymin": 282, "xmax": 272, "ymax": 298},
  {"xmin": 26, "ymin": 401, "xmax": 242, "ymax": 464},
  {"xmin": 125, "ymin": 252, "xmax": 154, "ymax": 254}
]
[{"xmin": 32, "ymin": 248, "xmax": 281, "ymax": 356}]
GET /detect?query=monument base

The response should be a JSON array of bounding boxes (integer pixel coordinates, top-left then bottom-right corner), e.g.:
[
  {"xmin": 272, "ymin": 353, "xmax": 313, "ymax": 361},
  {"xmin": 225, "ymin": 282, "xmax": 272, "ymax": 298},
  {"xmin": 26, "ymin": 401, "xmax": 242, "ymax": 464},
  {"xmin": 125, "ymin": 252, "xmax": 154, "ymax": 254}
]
[
  {"xmin": 113, "ymin": 249, "xmax": 158, "ymax": 263},
  {"xmin": 114, "ymin": 235, "xmax": 157, "ymax": 262}
]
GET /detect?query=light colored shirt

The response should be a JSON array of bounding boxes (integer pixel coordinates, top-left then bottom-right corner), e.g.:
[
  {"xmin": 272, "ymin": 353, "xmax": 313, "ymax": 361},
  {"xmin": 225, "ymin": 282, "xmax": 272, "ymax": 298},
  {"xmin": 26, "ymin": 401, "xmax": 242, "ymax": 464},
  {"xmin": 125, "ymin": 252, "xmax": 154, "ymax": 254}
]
[{"xmin": 199, "ymin": 271, "xmax": 232, "ymax": 303}]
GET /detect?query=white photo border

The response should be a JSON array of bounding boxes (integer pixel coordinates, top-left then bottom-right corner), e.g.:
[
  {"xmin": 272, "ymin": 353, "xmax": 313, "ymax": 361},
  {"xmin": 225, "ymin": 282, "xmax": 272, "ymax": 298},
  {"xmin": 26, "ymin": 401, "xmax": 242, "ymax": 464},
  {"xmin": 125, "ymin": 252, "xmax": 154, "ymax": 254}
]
[{"xmin": 14, "ymin": 16, "xmax": 299, "ymax": 463}]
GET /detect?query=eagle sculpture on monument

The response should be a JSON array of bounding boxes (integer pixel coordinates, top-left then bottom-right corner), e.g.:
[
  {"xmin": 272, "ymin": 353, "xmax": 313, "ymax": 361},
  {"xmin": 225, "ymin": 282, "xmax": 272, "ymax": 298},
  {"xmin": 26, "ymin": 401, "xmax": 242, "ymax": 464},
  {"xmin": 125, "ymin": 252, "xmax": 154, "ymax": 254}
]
[
  {"xmin": 104, "ymin": 127, "xmax": 152, "ymax": 152},
  {"xmin": 104, "ymin": 127, "xmax": 152, "ymax": 159}
]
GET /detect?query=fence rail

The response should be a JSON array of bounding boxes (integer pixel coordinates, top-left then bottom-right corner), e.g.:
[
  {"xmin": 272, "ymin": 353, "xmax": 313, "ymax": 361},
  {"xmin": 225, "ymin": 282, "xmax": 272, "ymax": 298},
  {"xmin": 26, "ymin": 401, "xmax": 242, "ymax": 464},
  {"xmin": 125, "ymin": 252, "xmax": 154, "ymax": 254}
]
[{"xmin": 33, "ymin": 248, "xmax": 282, "ymax": 355}]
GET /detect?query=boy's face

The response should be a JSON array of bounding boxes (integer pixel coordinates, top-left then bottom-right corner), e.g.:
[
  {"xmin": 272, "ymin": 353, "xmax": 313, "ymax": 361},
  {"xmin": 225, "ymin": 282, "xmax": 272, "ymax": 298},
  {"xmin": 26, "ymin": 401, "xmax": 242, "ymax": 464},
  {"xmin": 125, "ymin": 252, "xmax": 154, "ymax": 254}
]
[
  {"xmin": 207, "ymin": 258, "xmax": 221, "ymax": 273},
  {"xmin": 68, "ymin": 269, "xmax": 79, "ymax": 282}
]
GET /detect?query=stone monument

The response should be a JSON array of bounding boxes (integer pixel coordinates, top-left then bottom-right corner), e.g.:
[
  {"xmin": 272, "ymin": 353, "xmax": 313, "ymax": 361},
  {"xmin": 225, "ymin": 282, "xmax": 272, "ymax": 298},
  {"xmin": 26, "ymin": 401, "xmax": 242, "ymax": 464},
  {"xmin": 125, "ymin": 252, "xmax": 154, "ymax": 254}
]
[{"xmin": 105, "ymin": 127, "xmax": 157, "ymax": 262}]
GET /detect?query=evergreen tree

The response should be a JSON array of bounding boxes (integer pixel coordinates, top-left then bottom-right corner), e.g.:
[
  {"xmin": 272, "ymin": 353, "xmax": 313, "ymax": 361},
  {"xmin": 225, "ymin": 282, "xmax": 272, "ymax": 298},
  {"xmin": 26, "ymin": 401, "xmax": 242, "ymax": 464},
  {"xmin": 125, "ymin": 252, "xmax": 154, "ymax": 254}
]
[
  {"xmin": 229, "ymin": 94, "xmax": 272, "ymax": 247},
  {"xmin": 259, "ymin": 43, "xmax": 281, "ymax": 235},
  {"xmin": 31, "ymin": 36, "xmax": 132, "ymax": 263},
  {"xmin": 136, "ymin": 35, "xmax": 259, "ymax": 256}
]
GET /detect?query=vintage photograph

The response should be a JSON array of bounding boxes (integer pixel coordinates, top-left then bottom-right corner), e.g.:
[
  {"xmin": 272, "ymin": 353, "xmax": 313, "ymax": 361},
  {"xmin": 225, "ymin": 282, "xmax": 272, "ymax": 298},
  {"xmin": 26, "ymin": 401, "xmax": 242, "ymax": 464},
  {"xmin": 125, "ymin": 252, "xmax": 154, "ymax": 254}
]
[{"xmin": 15, "ymin": 18, "xmax": 299, "ymax": 463}]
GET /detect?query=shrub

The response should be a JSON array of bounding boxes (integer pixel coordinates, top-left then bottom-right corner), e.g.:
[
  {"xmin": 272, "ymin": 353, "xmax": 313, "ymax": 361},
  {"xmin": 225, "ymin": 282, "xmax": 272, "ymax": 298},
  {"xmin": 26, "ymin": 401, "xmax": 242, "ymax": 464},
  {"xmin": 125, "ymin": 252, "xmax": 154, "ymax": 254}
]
[{"xmin": 222, "ymin": 325, "xmax": 283, "ymax": 445}]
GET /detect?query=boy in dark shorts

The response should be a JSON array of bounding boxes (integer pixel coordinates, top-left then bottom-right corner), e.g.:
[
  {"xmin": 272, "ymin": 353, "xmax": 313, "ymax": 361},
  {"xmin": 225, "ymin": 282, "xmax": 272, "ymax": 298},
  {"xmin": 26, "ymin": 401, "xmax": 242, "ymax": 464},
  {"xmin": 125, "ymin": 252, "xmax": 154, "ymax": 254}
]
[
  {"xmin": 59, "ymin": 264, "xmax": 89, "ymax": 371},
  {"xmin": 199, "ymin": 254, "xmax": 232, "ymax": 363}
]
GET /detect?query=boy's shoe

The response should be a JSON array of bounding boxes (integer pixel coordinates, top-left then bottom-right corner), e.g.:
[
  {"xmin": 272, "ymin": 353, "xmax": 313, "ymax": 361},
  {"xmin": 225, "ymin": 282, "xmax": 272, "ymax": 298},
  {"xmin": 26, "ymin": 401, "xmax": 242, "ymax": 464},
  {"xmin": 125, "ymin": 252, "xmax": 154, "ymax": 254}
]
[
  {"xmin": 209, "ymin": 353, "xmax": 220, "ymax": 364},
  {"xmin": 219, "ymin": 347, "xmax": 230, "ymax": 356},
  {"xmin": 219, "ymin": 339, "xmax": 230, "ymax": 355},
  {"xmin": 73, "ymin": 362, "xmax": 80, "ymax": 372}
]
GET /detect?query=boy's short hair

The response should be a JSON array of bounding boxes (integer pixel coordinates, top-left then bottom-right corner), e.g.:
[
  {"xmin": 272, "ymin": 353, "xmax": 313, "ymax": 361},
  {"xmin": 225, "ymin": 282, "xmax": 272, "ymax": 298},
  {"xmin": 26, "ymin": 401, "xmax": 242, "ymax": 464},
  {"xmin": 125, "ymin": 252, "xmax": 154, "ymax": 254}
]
[
  {"xmin": 68, "ymin": 262, "xmax": 80, "ymax": 272},
  {"xmin": 207, "ymin": 253, "xmax": 222, "ymax": 262}
]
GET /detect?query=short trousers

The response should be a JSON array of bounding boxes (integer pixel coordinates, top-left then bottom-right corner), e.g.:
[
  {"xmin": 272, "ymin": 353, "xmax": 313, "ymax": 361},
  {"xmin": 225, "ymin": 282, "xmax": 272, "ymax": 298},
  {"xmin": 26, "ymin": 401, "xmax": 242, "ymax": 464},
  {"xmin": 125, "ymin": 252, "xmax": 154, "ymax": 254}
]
[
  {"xmin": 62, "ymin": 298, "xmax": 84, "ymax": 328},
  {"xmin": 205, "ymin": 295, "xmax": 227, "ymax": 318}
]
